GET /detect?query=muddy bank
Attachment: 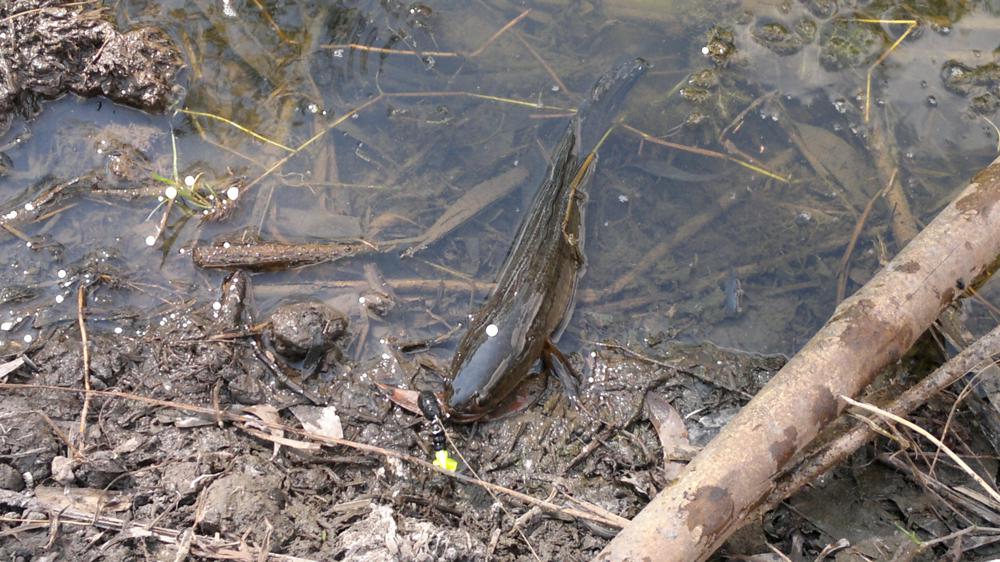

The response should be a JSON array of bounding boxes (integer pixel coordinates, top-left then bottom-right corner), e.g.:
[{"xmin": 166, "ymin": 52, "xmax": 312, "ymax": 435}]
[
  {"xmin": 0, "ymin": 0, "xmax": 182, "ymax": 136},
  {"xmin": 0, "ymin": 269, "xmax": 789, "ymax": 560}
]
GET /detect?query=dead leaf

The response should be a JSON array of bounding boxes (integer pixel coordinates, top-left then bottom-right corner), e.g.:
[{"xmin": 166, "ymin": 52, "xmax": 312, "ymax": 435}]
[
  {"xmin": 290, "ymin": 405, "xmax": 344, "ymax": 440},
  {"xmin": 35, "ymin": 486, "xmax": 132, "ymax": 514},
  {"xmin": 644, "ymin": 392, "xmax": 691, "ymax": 481}
]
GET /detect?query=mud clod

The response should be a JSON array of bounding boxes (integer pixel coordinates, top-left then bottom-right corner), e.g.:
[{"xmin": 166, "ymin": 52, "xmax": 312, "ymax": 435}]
[{"xmin": 0, "ymin": 0, "xmax": 182, "ymax": 136}]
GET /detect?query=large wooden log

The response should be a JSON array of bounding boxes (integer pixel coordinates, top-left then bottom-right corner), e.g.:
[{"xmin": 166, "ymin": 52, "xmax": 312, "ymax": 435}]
[{"xmin": 598, "ymin": 155, "xmax": 1000, "ymax": 561}]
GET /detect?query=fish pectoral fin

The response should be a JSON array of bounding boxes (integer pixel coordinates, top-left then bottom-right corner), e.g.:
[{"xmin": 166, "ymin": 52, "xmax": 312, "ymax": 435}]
[
  {"xmin": 544, "ymin": 339, "xmax": 602, "ymax": 422},
  {"xmin": 543, "ymin": 340, "xmax": 581, "ymax": 406}
]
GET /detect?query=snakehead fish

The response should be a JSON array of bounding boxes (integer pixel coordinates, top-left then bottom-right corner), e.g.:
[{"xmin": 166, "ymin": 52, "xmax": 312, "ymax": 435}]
[{"xmin": 446, "ymin": 58, "xmax": 647, "ymax": 419}]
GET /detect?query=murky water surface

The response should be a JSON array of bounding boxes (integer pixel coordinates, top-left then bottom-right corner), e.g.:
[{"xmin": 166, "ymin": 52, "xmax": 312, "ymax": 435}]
[{"xmin": 2, "ymin": 0, "xmax": 999, "ymax": 359}]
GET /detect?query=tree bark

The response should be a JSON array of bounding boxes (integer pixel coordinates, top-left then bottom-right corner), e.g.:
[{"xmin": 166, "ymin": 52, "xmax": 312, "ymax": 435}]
[{"xmin": 597, "ymin": 155, "xmax": 1000, "ymax": 561}]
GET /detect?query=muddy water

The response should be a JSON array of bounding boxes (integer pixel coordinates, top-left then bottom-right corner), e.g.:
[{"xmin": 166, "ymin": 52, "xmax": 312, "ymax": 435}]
[{"xmin": 2, "ymin": 2, "xmax": 999, "ymax": 362}]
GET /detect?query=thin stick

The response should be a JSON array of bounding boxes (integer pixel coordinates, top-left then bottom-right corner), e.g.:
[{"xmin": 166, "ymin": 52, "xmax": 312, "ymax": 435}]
[
  {"xmin": 841, "ymin": 395, "xmax": 1000, "ymax": 504},
  {"xmin": 179, "ymin": 109, "xmax": 296, "ymax": 153},
  {"xmin": 514, "ymin": 31, "xmax": 571, "ymax": 97},
  {"xmin": 468, "ymin": 9, "xmax": 531, "ymax": 57},
  {"xmin": 857, "ymin": 19, "xmax": 918, "ymax": 122},
  {"xmin": 243, "ymin": 94, "xmax": 384, "ymax": 194},
  {"xmin": 75, "ymin": 285, "xmax": 90, "ymax": 456},
  {"xmin": 622, "ymin": 124, "xmax": 789, "ymax": 182},
  {"xmin": 836, "ymin": 169, "xmax": 894, "ymax": 302},
  {"xmin": 385, "ymin": 90, "xmax": 572, "ymax": 112},
  {"xmin": 321, "ymin": 44, "xmax": 459, "ymax": 58}
]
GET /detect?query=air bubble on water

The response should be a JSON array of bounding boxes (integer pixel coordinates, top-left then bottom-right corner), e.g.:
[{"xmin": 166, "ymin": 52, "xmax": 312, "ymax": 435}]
[
  {"xmin": 0, "ymin": 322, "xmax": 11, "ymax": 331},
  {"xmin": 23, "ymin": 334, "xmax": 31, "ymax": 343},
  {"xmin": 55, "ymin": 295, "xmax": 64, "ymax": 304},
  {"xmin": 212, "ymin": 302, "xmax": 222, "ymax": 311},
  {"xmin": 23, "ymin": 203, "xmax": 33, "ymax": 211},
  {"xmin": 184, "ymin": 175, "xmax": 196, "ymax": 187},
  {"xmin": 57, "ymin": 269, "xmax": 66, "ymax": 279},
  {"xmin": 165, "ymin": 186, "xmax": 178, "ymax": 199},
  {"xmin": 114, "ymin": 327, "xmax": 123, "ymax": 334},
  {"xmin": 486, "ymin": 324, "xmax": 499, "ymax": 337},
  {"xmin": 307, "ymin": 103, "xmax": 319, "ymax": 114},
  {"xmin": 359, "ymin": 296, "xmax": 366, "ymax": 304},
  {"xmin": 145, "ymin": 235, "xmax": 156, "ymax": 246},
  {"xmin": 226, "ymin": 186, "xmax": 240, "ymax": 200},
  {"xmin": 222, "ymin": 242, "xmax": 231, "ymax": 249},
  {"xmin": 334, "ymin": 49, "xmax": 344, "ymax": 58}
]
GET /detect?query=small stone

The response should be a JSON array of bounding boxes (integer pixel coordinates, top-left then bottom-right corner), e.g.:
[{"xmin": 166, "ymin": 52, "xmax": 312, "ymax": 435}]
[
  {"xmin": 0, "ymin": 463, "xmax": 24, "ymax": 491},
  {"xmin": 51, "ymin": 456, "xmax": 77, "ymax": 485}
]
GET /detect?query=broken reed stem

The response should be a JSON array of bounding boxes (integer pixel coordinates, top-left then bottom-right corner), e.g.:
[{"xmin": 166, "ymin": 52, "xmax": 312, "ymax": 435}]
[
  {"xmin": 75, "ymin": 285, "xmax": 90, "ymax": 456},
  {"xmin": 842, "ymin": 394, "xmax": 1000, "ymax": 503},
  {"xmin": 468, "ymin": 8, "xmax": 531, "ymax": 57},
  {"xmin": 0, "ymin": 382, "xmax": 627, "ymax": 530}
]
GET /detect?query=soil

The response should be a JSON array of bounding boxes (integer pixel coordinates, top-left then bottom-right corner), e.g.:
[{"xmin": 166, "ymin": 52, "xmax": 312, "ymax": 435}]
[{"xmin": 0, "ymin": 270, "xmax": 786, "ymax": 561}]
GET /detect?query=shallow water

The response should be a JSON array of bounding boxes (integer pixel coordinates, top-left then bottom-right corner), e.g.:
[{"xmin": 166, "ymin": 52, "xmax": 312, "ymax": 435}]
[{"xmin": 2, "ymin": 0, "xmax": 999, "ymax": 360}]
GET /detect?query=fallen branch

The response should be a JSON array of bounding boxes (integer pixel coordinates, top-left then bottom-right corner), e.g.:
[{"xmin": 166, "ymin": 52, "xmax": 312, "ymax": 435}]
[{"xmin": 598, "ymin": 154, "xmax": 1000, "ymax": 561}]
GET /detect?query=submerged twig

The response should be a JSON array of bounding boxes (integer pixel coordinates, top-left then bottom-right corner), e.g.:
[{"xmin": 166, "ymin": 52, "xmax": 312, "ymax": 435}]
[
  {"xmin": 75, "ymin": 284, "xmax": 90, "ymax": 458},
  {"xmin": 836, "ymin": 169, "xmax": 893, "ymax": 303},
  {"xmin": 622, "ymin": 124, "xmax": 788, "ymax": 182}
]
